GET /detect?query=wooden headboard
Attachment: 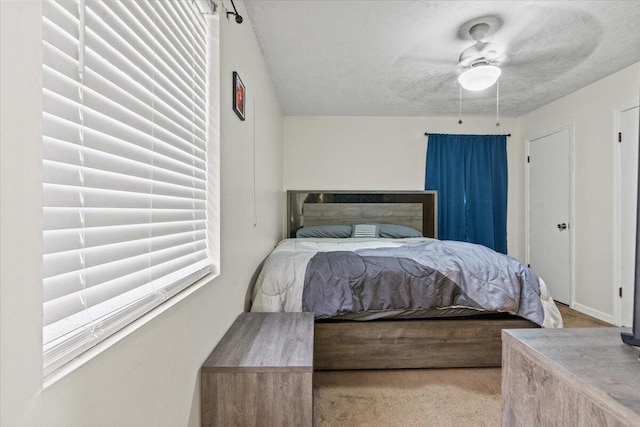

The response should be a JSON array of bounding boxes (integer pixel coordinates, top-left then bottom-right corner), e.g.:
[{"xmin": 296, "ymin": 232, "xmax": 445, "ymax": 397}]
[{"xmin": 287, "ymin": 191, "xmax": 438, "ymax": 238}]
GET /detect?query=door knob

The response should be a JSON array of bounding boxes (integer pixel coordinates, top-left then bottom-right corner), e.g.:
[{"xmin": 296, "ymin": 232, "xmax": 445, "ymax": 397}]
[{"xmin": 557, "ymin": 223, "xmax": 568, "ymax": 230}]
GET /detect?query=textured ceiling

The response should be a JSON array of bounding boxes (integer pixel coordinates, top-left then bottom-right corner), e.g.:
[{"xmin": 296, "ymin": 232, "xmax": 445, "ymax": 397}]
[{"xmin": 243, "ymin": 0, "xmax": 640, "ymax": 117}]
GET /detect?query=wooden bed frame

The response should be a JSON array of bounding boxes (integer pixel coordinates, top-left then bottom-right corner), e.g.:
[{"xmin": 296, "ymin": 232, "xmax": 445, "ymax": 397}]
[
  {"xmin": 314, "ymin": 316, "xmax": 538, "ymax": 370},
  {"xmin": 287, "ymin": 190, "xmax": 438, "ymax": 239},
  {"xmin": 286, "ymin": 190, "xmax": 540, "ymax": 370}
]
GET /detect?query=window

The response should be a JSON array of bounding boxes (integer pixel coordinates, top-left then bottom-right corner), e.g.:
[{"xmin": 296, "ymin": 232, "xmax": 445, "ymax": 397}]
[
  {"xmin": 42, "ymin": 0, "xmax": 214, "ymax": 375},
  {"xmin": 425, "ymin": 134, "xmax": 508, "ymax": 253}
]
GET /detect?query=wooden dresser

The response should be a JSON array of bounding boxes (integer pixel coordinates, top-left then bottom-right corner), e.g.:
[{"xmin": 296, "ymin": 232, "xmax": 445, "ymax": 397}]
[
  {"xmin": 201, "ymin": 312, "xmax": 314, "ymax": 427},
  {"xmin": 502, "ymin": 327, "xmax": 640, "ymax": 427}
]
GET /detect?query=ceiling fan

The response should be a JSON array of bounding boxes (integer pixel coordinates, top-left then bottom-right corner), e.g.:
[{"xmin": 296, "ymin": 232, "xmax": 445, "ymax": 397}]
[
  {"xmin": 458, "ymin": 22, "xmax": 503, "ymax": 67},
  {"xmin": 388, "ymin": 8, "xmax": 603, "ymax": 112},
  {"xmin": 457, "ymin": 22, "xmax": 503, "ymax": 91}
]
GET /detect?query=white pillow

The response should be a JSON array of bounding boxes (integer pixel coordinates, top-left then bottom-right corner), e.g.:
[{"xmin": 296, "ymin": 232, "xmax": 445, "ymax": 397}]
[{"xmin": 351, "ymin": 224, "xmax": 379, "ymax": 238}]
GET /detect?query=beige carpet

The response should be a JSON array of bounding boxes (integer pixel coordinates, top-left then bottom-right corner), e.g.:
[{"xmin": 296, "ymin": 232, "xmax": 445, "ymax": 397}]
[
  {"xmin": 315, "ymin": 368, "xmax": 502, "ymax": 427},
  {"xmin": 555, "ymin": 302, "xmax": 612, "ymax": 328},
  {"xmin": 313, "ymin": 304, "xmax": 611, "ymax": 426}
]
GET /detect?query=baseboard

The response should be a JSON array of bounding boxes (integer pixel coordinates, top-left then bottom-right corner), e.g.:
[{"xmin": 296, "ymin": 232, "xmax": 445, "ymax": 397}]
[{"xmin": 571, "ymin": 302, "xmax": 615, "ymax": 325}]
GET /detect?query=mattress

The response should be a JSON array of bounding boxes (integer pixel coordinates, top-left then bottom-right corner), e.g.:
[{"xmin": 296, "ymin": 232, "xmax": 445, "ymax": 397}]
[{"xmin": 250, "ymin": 237, "xmax": 563, "ymax": 328}]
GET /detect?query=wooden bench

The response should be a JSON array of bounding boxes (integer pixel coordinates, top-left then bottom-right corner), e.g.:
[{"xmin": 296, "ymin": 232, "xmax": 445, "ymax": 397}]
[{"xmin": 201, "ymin": 312, "xmax": 314, "ymax": 426}]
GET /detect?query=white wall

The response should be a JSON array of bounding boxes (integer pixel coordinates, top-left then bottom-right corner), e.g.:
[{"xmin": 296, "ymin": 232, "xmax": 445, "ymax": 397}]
[
  {"xmin": 284, "ymin": 116, "xmax": 525, "ymax": 259},
  {"xmin": 1, "ymin": 1, "xmax": 45, "ymax": 426},
  {"xmin": 521, "ymin": 62, "xmax": 639, "ymax": 322},
  {"xmin": 0, "ymin": 0, "xmax": 283, "ymax": 426}
]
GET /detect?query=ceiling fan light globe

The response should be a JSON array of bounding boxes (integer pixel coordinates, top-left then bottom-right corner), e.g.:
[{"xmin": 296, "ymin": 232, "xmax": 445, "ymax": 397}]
[{"xmin": 458, "ymin": 65, "xmax": 501, "ymax": 91}]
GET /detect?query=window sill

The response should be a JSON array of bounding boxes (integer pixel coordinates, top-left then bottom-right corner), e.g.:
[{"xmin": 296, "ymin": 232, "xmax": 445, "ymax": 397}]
[{"xmin": 43, "ymin": 271, "xmax": 219, "ymax": 389}]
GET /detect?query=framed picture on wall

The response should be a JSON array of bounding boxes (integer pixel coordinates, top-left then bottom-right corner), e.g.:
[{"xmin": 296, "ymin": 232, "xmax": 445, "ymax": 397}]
[{"xmin": 233, "ymin": 71, "xmax": 245, "ymax": 121}]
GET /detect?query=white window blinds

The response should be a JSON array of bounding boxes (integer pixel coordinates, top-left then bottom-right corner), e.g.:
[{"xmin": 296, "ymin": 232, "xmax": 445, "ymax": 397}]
[{"xmin": 42, "ymin": 0, "xmax": 210, "ymax": 375}]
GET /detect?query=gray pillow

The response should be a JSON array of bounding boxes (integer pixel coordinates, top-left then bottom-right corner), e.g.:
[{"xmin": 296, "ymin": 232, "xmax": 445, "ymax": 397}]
[
  {"xmin": 377, "ymin": 224, "xmax": 423, "ymax": 238},
  {"xmin": 296, "ymin": 225, "xmax": 352, "ymax": 238}
]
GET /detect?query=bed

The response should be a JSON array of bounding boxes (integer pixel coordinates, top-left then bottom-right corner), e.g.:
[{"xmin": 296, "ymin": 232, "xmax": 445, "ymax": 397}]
[{"xmin": 251, "ymin": 191, "xmax": 563, "ymax": 370}]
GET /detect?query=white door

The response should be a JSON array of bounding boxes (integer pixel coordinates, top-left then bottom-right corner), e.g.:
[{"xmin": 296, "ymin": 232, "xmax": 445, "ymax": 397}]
[
  {"xmin": 619, "ymin": 106, "xmax": 639, "ymax": 326},
  {"xmin": 528, "ymin": 128, "xmax": 572, "ymax": 304}
]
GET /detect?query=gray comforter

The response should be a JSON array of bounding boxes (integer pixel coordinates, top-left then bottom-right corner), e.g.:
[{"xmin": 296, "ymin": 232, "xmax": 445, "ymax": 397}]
[
  {"xmin": 303, "ymin": 240, "xmax": 544, "ymax": 324},
  {"xmin": 250, "ymin": 238, "xmax": 562, "ymax": 327}
]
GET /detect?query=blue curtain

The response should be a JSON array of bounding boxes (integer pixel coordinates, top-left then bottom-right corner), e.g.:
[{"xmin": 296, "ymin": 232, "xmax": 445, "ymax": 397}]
[{"xmin": 425, "ymin": 134, "xmax": 508, "ymax": 253}]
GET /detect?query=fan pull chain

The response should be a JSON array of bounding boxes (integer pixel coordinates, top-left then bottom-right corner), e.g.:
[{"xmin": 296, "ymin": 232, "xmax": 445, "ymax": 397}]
[
  {"xmin": 496, "ymin": 79, "xmax": 500, "ymax": 127},
  {"xmin": 458, "ymin": 83, "xmax": 463, "ymax": 124}
]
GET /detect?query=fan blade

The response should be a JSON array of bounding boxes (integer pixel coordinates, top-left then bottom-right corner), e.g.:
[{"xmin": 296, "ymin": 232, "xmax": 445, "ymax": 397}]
[{"xmin": 386, "ymin": 57, "xmax": 459, "ymax": 103}]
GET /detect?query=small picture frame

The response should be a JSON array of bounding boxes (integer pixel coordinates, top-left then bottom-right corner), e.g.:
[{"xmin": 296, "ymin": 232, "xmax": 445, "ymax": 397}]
[{"xmin": 233, "ymin": 71, "xmax": 245, "ymax": 121}]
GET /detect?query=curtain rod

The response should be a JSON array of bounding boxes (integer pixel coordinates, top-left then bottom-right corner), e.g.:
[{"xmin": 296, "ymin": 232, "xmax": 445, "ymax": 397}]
[{"xmin": 424, "ymin": 132, "xmax": 511, "ymax": 137}]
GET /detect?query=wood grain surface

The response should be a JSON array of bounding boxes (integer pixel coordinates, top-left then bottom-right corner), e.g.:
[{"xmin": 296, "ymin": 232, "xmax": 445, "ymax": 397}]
[
  {"xmin": 201, "ymin": 313, "xmax": 314, "ymax": 426},
  {"xmin": 303, "ymin": 203, "xmax": 423, "ymax": 231},
  {"xmin": 202, "ymin": 312, "xmax": 314, "ymax": 372},
  {"xmin": 202, "ymin": 371, "xmax": 312, "ymax": 426},
  {"xmin": 314, "ymin": 317, "xmax": 538, "ymax": 370},
  {"xmin": 502, "ymin": 327, "xmax": 640, "ymax": 427}
]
